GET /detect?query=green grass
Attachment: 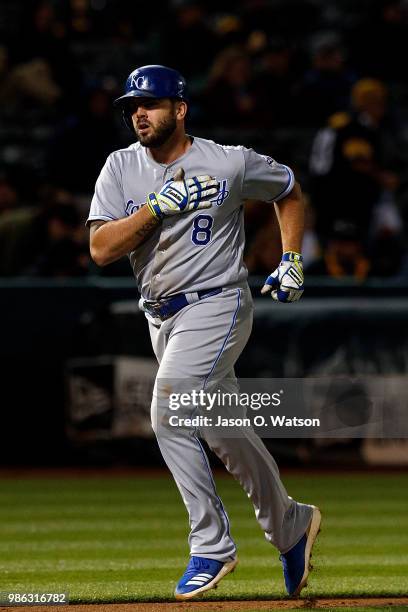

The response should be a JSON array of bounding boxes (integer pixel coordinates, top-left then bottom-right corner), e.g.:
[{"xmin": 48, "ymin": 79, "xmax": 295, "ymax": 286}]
[{"xmin": 0, "ymin": 472, "xmax": 407, "ymax": 603}]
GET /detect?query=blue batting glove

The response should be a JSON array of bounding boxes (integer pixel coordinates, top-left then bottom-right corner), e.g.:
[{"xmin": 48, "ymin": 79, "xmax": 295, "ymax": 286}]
[{"xmin": 261, "ymin": 251, "xmax": 304, "ymax": 303}]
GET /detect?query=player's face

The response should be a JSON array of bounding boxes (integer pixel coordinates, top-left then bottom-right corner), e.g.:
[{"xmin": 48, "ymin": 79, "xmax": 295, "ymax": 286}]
[{"xmin": 130, "ymin": 98, "xmax": 178, "ymax": 147}]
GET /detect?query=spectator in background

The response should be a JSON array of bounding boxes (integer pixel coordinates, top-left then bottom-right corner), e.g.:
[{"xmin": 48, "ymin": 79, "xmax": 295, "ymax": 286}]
[
  {"xmin": 347, "ymin": 0, "xmax": 408, "ymax": 84},
  {"xmin": 59, "ymin": 0, "xmax": 103, "ymax": 42},
  {"xmin": 0, "ymin": 55, "xmax": 61, "ymax": 109},
  {"xmin": 306, "ymin": 221, "xmax": 370, "ymax": 280},
  {"xmin": 0, "ymin": 174, "xmax": 18, "ymax": 215},
  {"xmin": 309, "ymin": 78, "xmax": 402, "ymax": 246},
  {"xmin": 294, "ymin": 32, "xmax": 356, "ymax": 126},
  {"xmin": 14, "ymin": 0, "xmax": 81, "ymax": 111},
  {"xmin": 240, "ymin": 0, "xmax": 320, "ymax": 41},
  {"xmin": 49, "ymin": 87, "xmax": 120, "ymax": 193},
  {"xmin": 251, "ymin": 37, "xmax": 296, "ymax": 128},
  {"xmin": 159, "ymin": 0, "xmax": 218, "ymax": 88},
  {"xmin": 368, "ymin": 232, "xmax": 407, "ymax": 277},
  {"xmin": 0, "ymin": 39, "xmax": 61, "ymax": 117},
  {"xmin": 0, "ymin": 201, "xmax": 89, "ymax": 277},
  {"xmin": 203, "ymin": 46, "xmax": 258, "ymax": 127}
]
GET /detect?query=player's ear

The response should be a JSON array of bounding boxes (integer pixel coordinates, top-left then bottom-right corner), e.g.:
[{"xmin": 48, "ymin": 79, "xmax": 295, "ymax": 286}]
[{"xmin": 175, "ymin": 101, "xmax": 187, "ymax": 121}]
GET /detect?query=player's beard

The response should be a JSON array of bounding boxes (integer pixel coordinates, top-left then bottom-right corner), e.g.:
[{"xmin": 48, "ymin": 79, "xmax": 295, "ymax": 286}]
[{"xmin": 136, "ymin": 113, "xmax": 177, "ymax": 148}]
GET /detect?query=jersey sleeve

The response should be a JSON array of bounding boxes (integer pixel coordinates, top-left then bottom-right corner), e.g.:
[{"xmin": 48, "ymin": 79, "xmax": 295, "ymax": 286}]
[
  {"xmin": 86, "ymin": 154, "xmax": 125, "ymax": 226},
  {"xmin": 241, "ymin": 148, "xmax": 295, "ymax": 202}
]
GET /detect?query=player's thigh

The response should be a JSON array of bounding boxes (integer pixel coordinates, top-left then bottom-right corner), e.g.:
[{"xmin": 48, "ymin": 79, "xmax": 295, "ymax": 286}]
[
  {"xmin": 159, "ymin": 286, "xmax": 253, "ymax": 381},
  {"xmin": 150, "ymin": 288, "xmax": 252, "ymax": 430},
  {"xmin": 148, "ymin": 319, "xmax": 168, "ymax": 364},
  {"xmin": 198, "ymin": 374, "xmax": 248, "ymax": 449}
]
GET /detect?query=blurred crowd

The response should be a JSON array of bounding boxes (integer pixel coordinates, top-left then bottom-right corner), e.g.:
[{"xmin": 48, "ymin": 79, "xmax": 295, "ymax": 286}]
[{"xmin": 1, "ymin": 0, "xmax": 408, "ymax": 280}]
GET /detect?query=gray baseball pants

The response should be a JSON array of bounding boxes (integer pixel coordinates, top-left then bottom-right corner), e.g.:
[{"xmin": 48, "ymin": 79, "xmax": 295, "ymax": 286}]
[{"xmin": 148, "ymin": 283, "xmax": 312, "ymax": 561}]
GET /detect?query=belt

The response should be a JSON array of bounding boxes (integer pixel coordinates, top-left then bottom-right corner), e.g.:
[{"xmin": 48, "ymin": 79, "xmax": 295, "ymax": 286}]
[{"xmin": 142, "ymin": 288, "xmax": 223, "ymax": 321}]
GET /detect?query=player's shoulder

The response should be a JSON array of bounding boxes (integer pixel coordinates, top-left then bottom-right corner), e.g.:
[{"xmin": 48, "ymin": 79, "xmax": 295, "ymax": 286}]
[
  {"xmin": 107, "ymin": 142, "xmax": 142, "ymax": 165},
  {"xmin": 193, "ymin": 136, "xmax": 246, "ymax": 159}
]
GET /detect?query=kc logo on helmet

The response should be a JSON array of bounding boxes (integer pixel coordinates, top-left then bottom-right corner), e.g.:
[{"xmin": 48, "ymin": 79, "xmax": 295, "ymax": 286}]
[{"xmin": 131, "ymin": 75, "xmax": 148, "ymax": 90}]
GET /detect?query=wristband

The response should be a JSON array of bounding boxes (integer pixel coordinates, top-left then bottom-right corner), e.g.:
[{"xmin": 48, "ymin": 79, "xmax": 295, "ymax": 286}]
[
  {"xmin": 146, "ymin": 193, "xmax": 163, "ymax": 220},
  {"xmin": 282, "ymin": 251, "xmax": 303, "ymax": 262}
]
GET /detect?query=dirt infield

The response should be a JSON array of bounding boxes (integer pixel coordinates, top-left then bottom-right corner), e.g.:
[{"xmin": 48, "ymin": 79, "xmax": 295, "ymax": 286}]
[{"xmin": 4, "ymin": 598, "xmax": 408, "ymax": 611}]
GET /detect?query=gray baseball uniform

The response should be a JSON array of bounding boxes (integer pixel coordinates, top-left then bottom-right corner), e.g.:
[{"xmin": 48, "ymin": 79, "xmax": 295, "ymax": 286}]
[{"xmin": 88, "ymin": 136, "xmax": 312, "ymax": 559}]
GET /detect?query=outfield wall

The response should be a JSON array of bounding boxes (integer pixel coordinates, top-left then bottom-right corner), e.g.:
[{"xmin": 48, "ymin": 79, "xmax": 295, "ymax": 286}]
[{"xmin": 1, "ymin": 279, "xmax": 407, "ymax": 466}]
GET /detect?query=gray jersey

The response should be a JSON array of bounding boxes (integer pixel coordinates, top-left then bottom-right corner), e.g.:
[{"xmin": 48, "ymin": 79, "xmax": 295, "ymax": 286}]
[
  {"xmin": 88, "ymin": 134, "xmax": 315, "ymax": 569},
  {"xmin": 87, "ymin": 136, "xmax": 294, "ymax": 299}
]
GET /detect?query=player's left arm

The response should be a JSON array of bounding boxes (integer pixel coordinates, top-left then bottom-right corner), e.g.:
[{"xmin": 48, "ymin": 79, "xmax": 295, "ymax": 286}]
[
  {"xmin": 273, "ymin": 181, "xmax": 304, "ymax": 254},
  {"xmin": 261, "ymin": 182, "xmax": 305, "ymax": 303},
  {"xmin": 240, "ymin": 148, "xmax": 305, "ymax": 302}
]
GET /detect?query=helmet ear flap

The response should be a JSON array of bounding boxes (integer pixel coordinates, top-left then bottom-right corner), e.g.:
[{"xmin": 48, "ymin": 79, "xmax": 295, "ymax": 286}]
[{"xmin": 122, "ymin": 108, "xmax": 135, "ymax": 133}]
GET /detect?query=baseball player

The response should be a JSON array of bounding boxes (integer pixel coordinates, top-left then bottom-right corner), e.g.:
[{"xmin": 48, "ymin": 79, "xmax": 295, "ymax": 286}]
[{"xmin": 87, "ymin": 65, "xmax": 321, "ymax": 600}]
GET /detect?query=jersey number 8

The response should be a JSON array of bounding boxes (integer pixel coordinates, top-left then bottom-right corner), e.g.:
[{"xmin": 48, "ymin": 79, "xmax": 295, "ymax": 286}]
[{"xmin": 191, "ymin": 214, "xmax": 213, "ymax": 246}]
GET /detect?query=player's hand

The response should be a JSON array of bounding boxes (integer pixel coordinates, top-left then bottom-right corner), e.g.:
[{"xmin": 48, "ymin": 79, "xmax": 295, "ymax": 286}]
[
  {"xmin": 146, "ymin": 167, "xmax": 219, "ymax": 220},
  {"xmin": 261, "ymin": 251, "xmax": 304, "ymax": 303}
]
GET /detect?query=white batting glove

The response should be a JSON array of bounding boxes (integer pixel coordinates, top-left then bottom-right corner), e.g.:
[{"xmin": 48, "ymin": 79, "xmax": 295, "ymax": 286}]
[
  {"xmin": 261, "ymin": 251, "xmax": 304, "ymax": 303},
  {"xmin": 146, "ymin": 167, "xmax": 219, "ymax": 220}
]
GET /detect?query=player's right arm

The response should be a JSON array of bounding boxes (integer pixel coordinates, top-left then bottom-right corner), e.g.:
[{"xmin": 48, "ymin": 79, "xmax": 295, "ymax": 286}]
[
  {"xmin": 88, "ymin": 161, "xmax": 219, "ymax": 267},
  {"xmin": 89, "ymin": 206, "xmax": 159, "ymax": 266}
]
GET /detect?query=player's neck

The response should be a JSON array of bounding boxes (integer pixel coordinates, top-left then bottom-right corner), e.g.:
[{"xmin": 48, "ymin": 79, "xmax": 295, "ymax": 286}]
[{"xmin": 148, "ymin": 130, "xmax": 191, "ymax": 165}]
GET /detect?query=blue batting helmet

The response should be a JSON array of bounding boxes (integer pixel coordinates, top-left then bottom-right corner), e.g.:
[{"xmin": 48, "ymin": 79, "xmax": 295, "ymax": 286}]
[{"xmin": 114, "ymin": 64, "xmax": 187, "ymax": 132}]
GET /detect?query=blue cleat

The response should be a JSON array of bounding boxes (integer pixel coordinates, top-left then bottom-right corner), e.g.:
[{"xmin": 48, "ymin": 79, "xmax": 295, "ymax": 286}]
[
  {"xmin": 280, "ymin": 505, "xmax": 322, "ymax": 597},
  {"xmin": 174, "ymin": 555, "xmax": 238, "ymax": 600}
]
